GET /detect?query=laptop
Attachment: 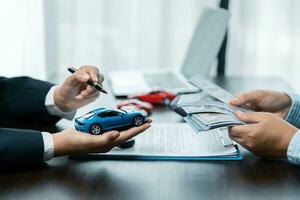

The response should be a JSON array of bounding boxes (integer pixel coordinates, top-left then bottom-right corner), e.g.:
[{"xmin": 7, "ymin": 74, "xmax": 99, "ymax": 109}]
[{"xmin": 108, "ymin": 8, "xmax": 230, "ymax": 96}]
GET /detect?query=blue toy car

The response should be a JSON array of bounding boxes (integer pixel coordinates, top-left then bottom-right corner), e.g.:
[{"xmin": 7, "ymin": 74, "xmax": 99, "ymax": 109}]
[{"xmin": 75, "ymin": 108, "xmax": 147, "ymax": 135}]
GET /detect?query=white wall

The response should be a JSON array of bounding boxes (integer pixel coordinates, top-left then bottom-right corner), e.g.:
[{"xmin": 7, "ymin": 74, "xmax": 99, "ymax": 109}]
[
  {"xmin": 0, "ymin": 0, "xmax": 46, "ymax": 79},
  {"xmin": 228, "ymin": 0, "xmax": 300, "ymax": 92},
  {"xmin": 43, "ymin": 0, "xmax": 218, "ymax": 81},
  {"xmin": 2, "ymin": 0, "xmax": 300, "ymax": 93}
]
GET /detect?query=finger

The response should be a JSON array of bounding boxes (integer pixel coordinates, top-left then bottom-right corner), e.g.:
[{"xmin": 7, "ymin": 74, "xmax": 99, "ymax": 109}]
[
  {"xmin": 75, "ymin": 95, "xmax": 84, "ymax": 100},
  {"xmin": 79, "ymin": 94, "xmax": 100, "ymax": 102},
  {"xmin": 95, "ymin": 131, "xmax": 120, "ymax": 146},
  {"xmin": 230, "ymin": 91, "xmax": 264, "ymax": 107},
  {"xmin": 113, "ymin": 123, "xmax": 151, "ymax": 145},
  {"xmin": 235, "ymin": 111, "xmax": 266, "ymax": 123},
  {"xmin": 79, "ymin": 65, "xmax": 103, "ymax": 83},
  {"xmin": 229, "ymin": 135, "xmax": 244, "ymax": 144},
  {"xmin": 89, "ymin": 68, "xmax": 99, "ymax": 83},
  {"xmin": 75, "ymin": 86, "xmax": 96, "ymax": 97},
  {"xmin": 82, "ymin": 91, "xmax": 100, "ymax": 99},
  {"xmin": 229, "ymin": 124, "xmax": 253, "ymax": 137},
  {"xmin": 87, "ymin": 85, "xmax": 95, "ymax": 93},
  {"xmin": 77, "ymin": 94, "xmax": 99, "ymax": 102},
  {"xmin": 79, "ymin": 88, "xmax": 99, "ymax": 98},
  {"xmin": 245, "ymin": 103, "xmax": 260, "ymax": 111},
  {"xmin": 67, "ymin": 71, "xmax": 90, "ymax": 86}
]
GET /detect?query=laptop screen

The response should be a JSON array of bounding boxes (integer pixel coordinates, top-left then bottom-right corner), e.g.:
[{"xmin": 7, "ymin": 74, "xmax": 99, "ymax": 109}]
[{"xmin": 180, "ymin": 8, "xmax": 230, "ymax": 79}]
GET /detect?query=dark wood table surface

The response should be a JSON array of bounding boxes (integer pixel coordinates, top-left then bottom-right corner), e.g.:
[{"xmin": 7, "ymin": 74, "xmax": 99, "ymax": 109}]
[{"xmin": 1, "ymin": 76, "xmax": 300, "ymax": 200}]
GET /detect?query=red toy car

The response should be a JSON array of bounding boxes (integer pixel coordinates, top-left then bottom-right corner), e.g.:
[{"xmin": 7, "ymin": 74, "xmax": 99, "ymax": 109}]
[
  {"xmin": 128, "ymin": 90, "xmax": 176, "ymax": 105},
  {"xmin": 117, "ymin": 99, "xmax": 153, "ymax": 115}
]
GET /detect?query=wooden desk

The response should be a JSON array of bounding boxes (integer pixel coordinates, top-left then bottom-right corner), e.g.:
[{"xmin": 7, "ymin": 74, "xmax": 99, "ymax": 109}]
[{"xmin": 1, "ymin": 76, "xmax": 300, "ymax": 200}]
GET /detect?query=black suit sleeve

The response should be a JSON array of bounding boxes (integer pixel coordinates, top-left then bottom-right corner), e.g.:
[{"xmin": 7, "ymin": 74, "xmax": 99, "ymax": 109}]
[
  {"xmin": 0, "ymin": 76, "xmax": 62, "ymax": 167},
  {"xmin": 0, "ymin": 76, "xmax": 60, "ymax": 124},
  {"xmin": 0, "ymin": 128, "xmax": 44, "ymax": 167}
]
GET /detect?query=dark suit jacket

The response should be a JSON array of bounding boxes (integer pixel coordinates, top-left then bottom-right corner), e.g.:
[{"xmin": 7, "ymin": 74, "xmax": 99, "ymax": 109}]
[{"xmin": 0, "ymin": 76, "xmax": 61, "ymax": 167}]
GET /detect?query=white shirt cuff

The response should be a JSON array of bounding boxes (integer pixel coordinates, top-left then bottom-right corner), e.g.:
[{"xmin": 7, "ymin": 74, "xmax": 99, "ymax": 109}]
[
  {"xmin": 285, "ymin": 93, "xmax": 300, "ymax": 128},
  {"xmin": 287, "ymin": 130, "xmax": 300, "ymax": 165},
  {"xmin": 41, "ymin": 132, "xmax": 54, "ymax": 161},
  {"xmin": 45, "ymin": 85, "xmax": 76, "ymax": 120}
]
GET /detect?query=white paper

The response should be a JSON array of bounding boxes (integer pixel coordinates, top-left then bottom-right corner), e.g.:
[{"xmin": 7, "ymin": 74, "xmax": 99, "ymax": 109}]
[{"xmin": 96, "ymin": 123, "xmax": 238, "ymax": 158}]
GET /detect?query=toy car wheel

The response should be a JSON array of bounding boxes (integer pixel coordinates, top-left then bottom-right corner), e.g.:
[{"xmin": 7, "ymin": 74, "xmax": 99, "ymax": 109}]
[
  {"xmin": 133, "ymin": 115, "xmax": 144, "ymax": 126},
  {"xmin": 90, "ymin": 123, "xmax": 102, "ymax": 135},
  {"xmin": 118, "ymin": 139, "xmax": 135, "ymax": 149},
  {"xmin": 163, "ymin": 98, "xmax": 170, "ymax": 106}
]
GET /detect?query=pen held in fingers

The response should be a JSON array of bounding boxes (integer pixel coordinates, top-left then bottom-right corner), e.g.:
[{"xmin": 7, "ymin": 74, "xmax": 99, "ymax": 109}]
[
  {"xmin": 68, "ymin": 67, "xmax": 108, "ymax": 94},
  {"xmin": 94, "ymin": 84, "xmax": 107, "ymax": 94},
  {"xmin": 88, "ymin": 80, "xmax": 107, "ymax": 94}
]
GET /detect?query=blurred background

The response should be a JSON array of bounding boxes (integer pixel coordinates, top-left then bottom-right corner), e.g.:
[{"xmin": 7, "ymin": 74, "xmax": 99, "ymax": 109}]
[{"xmin": 1, "ymin": 0, "xmax": 300, "ymax": 91}]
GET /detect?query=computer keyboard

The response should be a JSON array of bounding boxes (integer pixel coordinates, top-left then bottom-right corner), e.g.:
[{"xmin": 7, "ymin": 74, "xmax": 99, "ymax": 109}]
[{"xmin": 144, "ymin": 72, "xmax": 188, "ymax": 89}]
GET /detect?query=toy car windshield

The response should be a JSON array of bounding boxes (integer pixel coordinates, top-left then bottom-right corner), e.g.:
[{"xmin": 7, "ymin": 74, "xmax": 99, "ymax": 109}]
[
  {"xmin": 119, "ymin": 110, "xmax": 127, "ymax": 114},
  {"xmin": 83, "ymin": 112, "xmax": 95, "ymax": 119},
  {"xmin": 149, "ymin": 90, "xmax": 161, "ymax": 94}
]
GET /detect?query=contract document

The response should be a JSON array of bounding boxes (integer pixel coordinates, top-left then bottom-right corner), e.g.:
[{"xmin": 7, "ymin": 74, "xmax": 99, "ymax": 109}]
[{"xmin": 70, "ymin": 123, "xmax": 242, "ymax": 161}]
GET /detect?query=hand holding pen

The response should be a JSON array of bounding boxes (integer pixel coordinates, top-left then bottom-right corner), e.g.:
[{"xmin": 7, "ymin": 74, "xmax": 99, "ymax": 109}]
[
  {"xmin": 68, "ymin": 67, "xmax": 107, "ymax": 94},
  {"xmin": 53, "ymin": 65, "xmax": 106, "ymax": 112}
]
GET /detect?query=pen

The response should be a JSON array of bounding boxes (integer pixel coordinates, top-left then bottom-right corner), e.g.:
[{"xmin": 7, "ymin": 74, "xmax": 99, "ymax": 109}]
[{"xmin": 67, "ymin": 67, "xmax": 108, "ymax": 94}]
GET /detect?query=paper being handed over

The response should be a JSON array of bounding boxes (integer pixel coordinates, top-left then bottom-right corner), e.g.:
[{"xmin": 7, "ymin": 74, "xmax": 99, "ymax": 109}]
[{"xmin": 74, "ymin": 123, "xmax": 241, "ymax": 160}]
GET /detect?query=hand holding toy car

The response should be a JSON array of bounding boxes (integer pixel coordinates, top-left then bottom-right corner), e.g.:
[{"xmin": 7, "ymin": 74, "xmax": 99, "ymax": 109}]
[
  {"xmin": 53, "ymin": 120, "xmax": 151, "ymax": 156},
  {"xmin": 50, "ymin": 65, "xmax": 151, "ymax": 156},
  {"xmin": 75, "ymin": 108, "xmax": 148, "ymax": 148}
]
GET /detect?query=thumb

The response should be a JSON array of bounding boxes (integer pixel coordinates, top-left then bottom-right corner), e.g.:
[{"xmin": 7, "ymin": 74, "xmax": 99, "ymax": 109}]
[
  {"xmin": 99, "ymin": 131, "xmax": 120, "ymax": 144},
  {"xmin": 236, "ymin": 111, "xmax": 266, "ymax": 123},
  {"xmin": 230, "ymin": 91, "xmax": 263, "ymax": 107}
]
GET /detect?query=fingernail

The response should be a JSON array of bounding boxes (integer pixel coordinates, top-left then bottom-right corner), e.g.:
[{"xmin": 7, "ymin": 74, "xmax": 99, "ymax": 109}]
[
  {"xmin": 75, "ymin": 95, "xmax": 83, "ymax": 100},
  {"xmin": 92, "ymin": 76, "xmax": 98, "ymax": 82}
]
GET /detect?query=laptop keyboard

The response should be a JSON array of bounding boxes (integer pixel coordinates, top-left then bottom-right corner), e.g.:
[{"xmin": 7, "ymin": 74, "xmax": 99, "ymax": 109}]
[{"xmin": 144, "ymin": 72, "xmax": 187, "ymax": 89}]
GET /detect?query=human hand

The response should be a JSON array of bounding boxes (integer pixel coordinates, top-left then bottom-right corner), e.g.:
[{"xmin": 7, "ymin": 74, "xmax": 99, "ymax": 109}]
[
  {"xmin": 230, "ymin": 90, "xmax": 292, "ymax": 119},
  {"xmin": 54, "ymin": 65, "xmax": 104, "ymax": 112},
  {"xmin": 229, "ymin": 112, "xmax": 297, "ymax": 158},
  {"xmin": 52, "ymin": 120, "xmax": 152, "ymax": 156}
]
